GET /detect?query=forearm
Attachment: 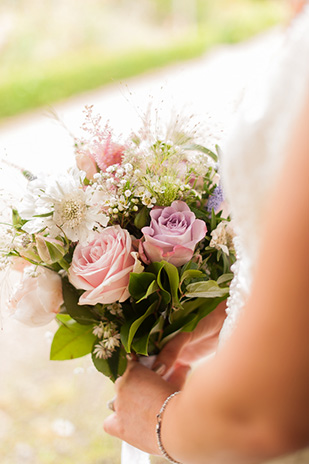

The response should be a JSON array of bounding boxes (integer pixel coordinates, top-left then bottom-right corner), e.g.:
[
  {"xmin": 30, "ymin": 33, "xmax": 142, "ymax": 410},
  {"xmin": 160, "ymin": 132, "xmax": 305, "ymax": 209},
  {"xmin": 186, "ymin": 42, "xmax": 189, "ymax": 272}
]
[
  {"xmin": 161, "ymin": 359, "xmax": 279, "ymax": 464},
  {"xmin": 161, "ymin": 97, "xmax": 309, "ymax": 464}
]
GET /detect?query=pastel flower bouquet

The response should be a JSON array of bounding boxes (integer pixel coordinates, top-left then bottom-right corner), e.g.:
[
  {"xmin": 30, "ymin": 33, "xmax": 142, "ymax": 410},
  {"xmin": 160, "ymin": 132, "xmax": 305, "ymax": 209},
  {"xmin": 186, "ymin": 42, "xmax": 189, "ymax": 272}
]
[{"xmin": 0, "ymin": 107, "xmax": 235, "ymax": 381}]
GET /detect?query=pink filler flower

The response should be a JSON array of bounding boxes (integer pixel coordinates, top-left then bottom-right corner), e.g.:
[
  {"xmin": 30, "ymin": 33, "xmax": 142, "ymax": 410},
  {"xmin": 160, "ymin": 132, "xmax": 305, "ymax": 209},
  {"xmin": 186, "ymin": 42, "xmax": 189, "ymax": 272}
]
[{"xmin": 76, "ymin": 133, "xmax": 124, "ymax": 179}]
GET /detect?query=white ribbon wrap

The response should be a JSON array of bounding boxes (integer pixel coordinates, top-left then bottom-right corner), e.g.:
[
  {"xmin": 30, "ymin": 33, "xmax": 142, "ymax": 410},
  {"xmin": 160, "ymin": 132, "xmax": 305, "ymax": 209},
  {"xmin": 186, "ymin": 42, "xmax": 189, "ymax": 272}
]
[{"xmin": 121, "ymin": 441, "xmax": 151, "ymax": 464}]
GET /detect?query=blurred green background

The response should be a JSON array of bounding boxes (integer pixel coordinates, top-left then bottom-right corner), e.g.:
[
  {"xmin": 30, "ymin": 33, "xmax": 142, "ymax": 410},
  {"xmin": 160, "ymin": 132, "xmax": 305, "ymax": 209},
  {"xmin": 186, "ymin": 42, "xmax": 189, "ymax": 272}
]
[{"xmin": 0, "ymin": 0, "xmax": 287, "ymax": 121}]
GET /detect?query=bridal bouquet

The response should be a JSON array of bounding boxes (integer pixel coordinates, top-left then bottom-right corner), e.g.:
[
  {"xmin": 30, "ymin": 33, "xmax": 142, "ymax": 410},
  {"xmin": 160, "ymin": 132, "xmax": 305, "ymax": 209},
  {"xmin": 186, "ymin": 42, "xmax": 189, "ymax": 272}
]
[{"xmin": 0, "ymin": 106, "xmax": 235, "ymax": 381}]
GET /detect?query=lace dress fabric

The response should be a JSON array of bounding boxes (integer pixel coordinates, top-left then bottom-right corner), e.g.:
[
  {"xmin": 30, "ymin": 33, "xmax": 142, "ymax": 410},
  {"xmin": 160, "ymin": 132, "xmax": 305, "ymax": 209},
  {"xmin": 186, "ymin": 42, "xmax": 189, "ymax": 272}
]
[{"xmin": 219, "ymin": 6, "xmax": 309, "ymax": 463}]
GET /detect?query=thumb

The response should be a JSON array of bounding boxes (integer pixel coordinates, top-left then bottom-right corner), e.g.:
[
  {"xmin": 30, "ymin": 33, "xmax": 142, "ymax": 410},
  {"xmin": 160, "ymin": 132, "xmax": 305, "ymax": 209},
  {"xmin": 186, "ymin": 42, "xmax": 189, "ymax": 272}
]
[{"xmin": 152, "ymin": 332, "xmax": 191, "ymax": 376}]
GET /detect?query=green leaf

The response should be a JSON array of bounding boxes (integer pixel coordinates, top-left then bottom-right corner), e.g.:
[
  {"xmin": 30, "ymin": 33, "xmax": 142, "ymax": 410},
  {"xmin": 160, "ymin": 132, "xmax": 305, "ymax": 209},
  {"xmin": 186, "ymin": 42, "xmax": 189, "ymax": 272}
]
[
  {"xmin": 33, "ymin": 211, "xmax": 54, "ymax": 218},
  {"xmin": 180, "ymin": 269, "xmax": 204, "ymax": 286},
  {"xmin": 131, "ymin": 316, "xmax": 157, "ymax": 355},
  {"xmin": 56, "ymin": 313, "xmax": 73, "ymax": 326},
  {"xmin": 217, "ymin": 273, "xmax": 234, "ymax": 286},
  {"xmin": 162, "ymin": 313, "xmax": 197, "ymax": 340},
  {"xmin": 92, "ymin": 346, "xmax": 127, "ymax": 382},
  {"xmin": 50, "ymin": 322, "xmax": 96, "ymax": 360},
  {"xmin": 12, "ymin": 209, "xmax": 24, "ymax": 228},
  {"xmin": 211, "ymin": 208, "xmax": 217, "ymax": 232},
  {"xmin": 134, "ymin": 206, "xmax": 150, "ymax": 229},
  {"xmin": 158, "ymin": 262, "xmax": 181, "ymax": 309},
  {"xmin": 186, "ymin": 280, "xmax": 229, "ymax": 298},
  {"xmin": 62, "ymin": 278, "xmax": 100, "ymax": 325},
  {"xmin": 129, "ymin": 272, "xmax": 156, "ymax": 300},
  {"xmin": 147, "ymin": 261, "xmax": 166, "ymax": 275},
  {"xmin": 170, "ymin": 297, "xmax": 205, "ymax": 323},
  {"xmin": 189, "ymin": 206, "xmax": 209, "ymax": 222},
  {"xmin": 181, "ymin": 261, "xmax": 199, "ymax": 274},
  {"xmin": 136, "ymin": 279, "xmax": 160, "ymax": 303},
  {"xmin": 147, "ymin": 262, "xmax": 171, "ymax": 305},
  {"xmin": 167, "ymin": 297, "xmax": 225, "ymax": 337},
  {"xmin": 120, "ymin": 301, "xmax": 157, "ymax": 353}
]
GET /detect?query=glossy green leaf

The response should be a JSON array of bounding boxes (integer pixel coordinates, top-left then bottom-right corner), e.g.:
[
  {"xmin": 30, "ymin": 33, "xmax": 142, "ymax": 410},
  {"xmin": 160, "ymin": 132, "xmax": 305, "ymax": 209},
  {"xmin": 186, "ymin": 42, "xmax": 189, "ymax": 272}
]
[
  {"xmin": 217, "ymin": 273, "xmax": 234, "ymax": 285},
  {"xmin": 62, "ymin": 278, "xmax": 100, "ymax": 325},
  {"xmin": 56, "ymin": 313, "xmax": 73, "ymax": 325},
  {"xmin": 131, "ymin": 316, "xmax": 157, "ymax": 356},
  {"xmin": 92, "ymin": 346, "xmax": 127, "ymax": 382},
  {"xmin": 170, "ymin": 297, "xmax": 205, "ymax": 323},
  {"xmin": 186, "ymin": 280, "xmax": 229, "ymax": 298},
  {"xmin": 120, "ymin": 301, "xmax": 157, "ymax": 353},
  {"xmin": 134, "ymin": 206, "xmax": 150, "ymax": 229},
  {"xmin": 158, "ymin": 262, "xmax": 181, "ymax": 309},
  {"xmin": 129, "ymin": 272, "xmax": 156, "ymax": 300},
  {"xmin": 189, "ymin": 205, "xmax": 209, "ymax": 222},
  {"xmin": 136, "ymin": 279, "xmax": 160, "ymax": 303},
  {"xmin": 180, "ymin": 269, "xmax": 204, "ymax": 286},
  {"xmin": 50, "ymin": 322, "xmax": 96, "ymax": 360},
  {"xmin": 181, "ymin": 298, "xmax": 224, "ymax": 332}
]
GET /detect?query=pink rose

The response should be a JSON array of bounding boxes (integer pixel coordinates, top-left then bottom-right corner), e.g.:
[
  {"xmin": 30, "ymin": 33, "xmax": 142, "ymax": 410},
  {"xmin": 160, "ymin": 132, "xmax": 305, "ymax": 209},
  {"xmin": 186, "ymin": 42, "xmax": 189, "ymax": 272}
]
[
  {"xmin": 141, "ymin": 201, "xmax": 206, "ymax": 267},
  {"xmin": 8, "ymin": 265, "xmax": 63, "ymax": 327},
  {"xmin": 69, "ymin": 226, "xmax": 143, "ymax": 305}
]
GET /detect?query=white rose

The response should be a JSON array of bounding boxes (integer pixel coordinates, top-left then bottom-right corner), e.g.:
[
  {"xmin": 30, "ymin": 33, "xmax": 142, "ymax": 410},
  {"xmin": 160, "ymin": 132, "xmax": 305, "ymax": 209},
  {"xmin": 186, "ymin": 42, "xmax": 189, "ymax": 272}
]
[{"xmin": 8, "ymin": 265, "xmax": 63, "ymax": 327}]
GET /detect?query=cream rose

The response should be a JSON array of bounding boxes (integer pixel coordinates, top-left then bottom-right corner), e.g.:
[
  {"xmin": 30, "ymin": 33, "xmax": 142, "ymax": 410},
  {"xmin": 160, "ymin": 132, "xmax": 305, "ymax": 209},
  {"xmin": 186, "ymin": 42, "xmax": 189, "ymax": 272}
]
[
  {"xmin": 8, "ymin": 265, "xmax": 63, "ymax": 327},
  {"xmin": 69, "ymin": 226, "xmax": 142, "ymax": 305}
]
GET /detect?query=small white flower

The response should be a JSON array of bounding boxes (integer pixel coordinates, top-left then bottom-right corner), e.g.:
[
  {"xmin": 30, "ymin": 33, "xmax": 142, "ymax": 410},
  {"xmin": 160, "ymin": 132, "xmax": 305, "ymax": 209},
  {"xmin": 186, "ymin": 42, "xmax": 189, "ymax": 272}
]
[
  {"xmin": 107, "ymin": 302, "xmax": 123, "ymax": 316},
  {"xmin": 210, "ymin": 221, "xmax": 235, "ymax": 255},
  {"xmin": 19, "ymin": 169, "xmax": 109, "ymax": 243},
  {"xmin": 92, "ymin": 322, "xmax": 105, "ymax": 338},
  {"xmin": 93, "ymin": 342, "xmax": 112, "ymax": 360},
  {"xmin": 92, "ymin": 321, "xmax": 121, "ymax": 359}
]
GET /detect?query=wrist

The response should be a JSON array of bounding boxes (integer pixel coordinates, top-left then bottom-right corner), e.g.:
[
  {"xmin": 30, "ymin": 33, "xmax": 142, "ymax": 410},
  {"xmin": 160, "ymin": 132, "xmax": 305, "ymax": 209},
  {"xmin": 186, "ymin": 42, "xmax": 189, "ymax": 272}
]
[{"xmin": 156, "ymin": 391, "xmax": 182, "ymax": 464}]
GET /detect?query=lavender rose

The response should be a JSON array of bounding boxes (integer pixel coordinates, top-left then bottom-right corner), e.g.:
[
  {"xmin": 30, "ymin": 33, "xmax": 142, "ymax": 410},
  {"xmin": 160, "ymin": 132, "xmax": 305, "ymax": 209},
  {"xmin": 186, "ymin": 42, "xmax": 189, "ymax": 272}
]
[
  {"xmin": 140, "ymin": 200, "xmax": 206, "ymax": 267},
  {"xmin": 69, "ymin": 226, "xmax": 143, "ymax": 305}
]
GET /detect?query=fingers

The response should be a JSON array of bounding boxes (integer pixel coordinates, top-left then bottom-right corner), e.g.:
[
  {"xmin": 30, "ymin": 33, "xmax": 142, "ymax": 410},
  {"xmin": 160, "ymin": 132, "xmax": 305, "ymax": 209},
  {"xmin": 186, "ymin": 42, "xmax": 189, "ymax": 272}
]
[
  {"xmin": 152, "ymin": 332, "xmax": 191, "ymax": 376},
  {"xmin": 103, "ymin": 412, "xmax": 123, "ymax": 438}
]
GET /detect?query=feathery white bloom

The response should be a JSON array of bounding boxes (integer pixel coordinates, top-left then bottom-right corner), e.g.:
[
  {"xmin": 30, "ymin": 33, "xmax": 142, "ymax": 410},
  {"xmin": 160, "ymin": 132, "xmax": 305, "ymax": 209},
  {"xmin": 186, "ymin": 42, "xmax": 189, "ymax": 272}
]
[
  {"xmin": 19, "ymin": 169, "xmax": 109, "ymax": 243},
  {"xmin": 210, "ymin": 221, "xmax": 235, "ymax": 255}
]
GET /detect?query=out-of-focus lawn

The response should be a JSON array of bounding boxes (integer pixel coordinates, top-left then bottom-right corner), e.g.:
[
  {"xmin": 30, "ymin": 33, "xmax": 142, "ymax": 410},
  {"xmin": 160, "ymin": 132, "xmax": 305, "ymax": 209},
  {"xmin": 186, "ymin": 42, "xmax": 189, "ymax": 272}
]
[
  {"xmin": 0, "ymin": 0, "xmax": 287, "ymax": 120},
  {"xmin": 0, "ymin": 320, "xmax": 121, "ymax": 464}
]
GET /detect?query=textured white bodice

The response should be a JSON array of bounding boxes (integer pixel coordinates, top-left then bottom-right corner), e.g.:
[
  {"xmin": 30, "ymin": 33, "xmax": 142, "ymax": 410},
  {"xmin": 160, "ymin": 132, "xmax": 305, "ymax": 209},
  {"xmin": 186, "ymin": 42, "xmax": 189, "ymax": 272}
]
[{"xmin": 219, "ymin": 6, "xmax": 309, "ymax": 463}]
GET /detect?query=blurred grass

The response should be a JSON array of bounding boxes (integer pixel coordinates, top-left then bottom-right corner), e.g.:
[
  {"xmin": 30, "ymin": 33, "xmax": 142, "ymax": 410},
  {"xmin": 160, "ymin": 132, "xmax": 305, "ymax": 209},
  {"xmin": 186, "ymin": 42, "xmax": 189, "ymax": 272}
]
[{"xmin": 0, "ymin": 0, "xmax": 287, "ymax": 120}]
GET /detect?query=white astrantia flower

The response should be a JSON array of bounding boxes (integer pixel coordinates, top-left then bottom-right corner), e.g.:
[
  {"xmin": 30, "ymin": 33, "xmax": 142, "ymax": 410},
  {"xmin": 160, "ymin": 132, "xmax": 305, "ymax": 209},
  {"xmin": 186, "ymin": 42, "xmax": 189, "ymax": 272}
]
[
  {"xmin": 210, "ymin": 221, "xmax": 235, "ymax": 256},
  {"xmin": 19, "ymin": 169, "xmax": 109, "ymax": 243}
]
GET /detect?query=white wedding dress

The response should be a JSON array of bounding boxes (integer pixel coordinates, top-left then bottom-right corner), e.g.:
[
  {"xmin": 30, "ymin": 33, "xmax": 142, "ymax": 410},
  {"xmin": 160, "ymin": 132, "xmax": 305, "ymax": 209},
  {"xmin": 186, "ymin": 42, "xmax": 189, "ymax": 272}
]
[{"xmin": 219, "ymin": 5, "xmax": 309, "ymax": 463}]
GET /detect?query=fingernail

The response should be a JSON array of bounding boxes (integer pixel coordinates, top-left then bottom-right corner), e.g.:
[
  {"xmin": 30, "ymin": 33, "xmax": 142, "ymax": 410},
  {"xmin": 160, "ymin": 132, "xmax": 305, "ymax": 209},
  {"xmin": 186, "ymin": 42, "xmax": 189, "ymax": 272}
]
[{"xmin": 153, "ymin": 363, "xmax": 166, "ymax": 376}]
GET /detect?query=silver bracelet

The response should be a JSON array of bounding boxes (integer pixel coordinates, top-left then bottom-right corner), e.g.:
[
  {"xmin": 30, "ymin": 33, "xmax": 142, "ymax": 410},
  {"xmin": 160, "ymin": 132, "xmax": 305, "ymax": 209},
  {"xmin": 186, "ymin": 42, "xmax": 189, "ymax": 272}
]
[{"xmin": 156, "ymin": 391, "xmax": 182, "ymax": 464}]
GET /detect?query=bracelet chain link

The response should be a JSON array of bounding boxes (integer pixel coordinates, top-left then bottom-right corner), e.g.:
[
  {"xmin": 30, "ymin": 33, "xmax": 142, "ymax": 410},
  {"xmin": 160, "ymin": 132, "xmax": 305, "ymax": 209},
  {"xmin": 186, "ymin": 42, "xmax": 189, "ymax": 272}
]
[{"xmin": 156, "ymin": 391, "xmax": 182, "ymax": 464}]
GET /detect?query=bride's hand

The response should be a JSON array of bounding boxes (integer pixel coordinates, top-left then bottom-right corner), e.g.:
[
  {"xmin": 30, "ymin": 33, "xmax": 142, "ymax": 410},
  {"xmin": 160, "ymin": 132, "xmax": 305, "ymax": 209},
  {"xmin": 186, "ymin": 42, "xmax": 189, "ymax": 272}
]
[
  {"xmin": 152, "ymin": 300, "xmax": 227, "ymax": 383},
  {"xmin": 103, "ymin": 361, "xmax": 176, "ymax": 455}
]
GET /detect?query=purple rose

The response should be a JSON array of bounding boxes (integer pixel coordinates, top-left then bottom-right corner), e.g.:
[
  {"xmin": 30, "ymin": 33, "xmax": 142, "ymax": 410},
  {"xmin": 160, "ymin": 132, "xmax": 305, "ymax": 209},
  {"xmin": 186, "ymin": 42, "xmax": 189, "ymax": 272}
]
[{"xmin": 140, "ymin": 201, "xmax": 206, "ymax": 267}]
